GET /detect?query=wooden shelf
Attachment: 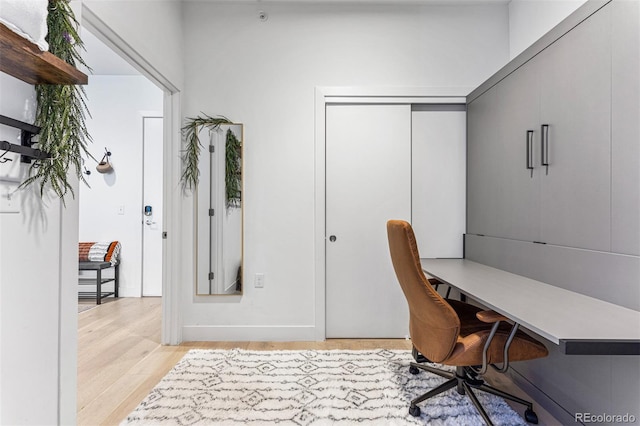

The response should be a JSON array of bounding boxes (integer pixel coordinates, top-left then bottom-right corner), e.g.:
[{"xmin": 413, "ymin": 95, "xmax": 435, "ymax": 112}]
[{"xmin": 0, "ymin": 22, "xmax": 87, "ymax": 85}]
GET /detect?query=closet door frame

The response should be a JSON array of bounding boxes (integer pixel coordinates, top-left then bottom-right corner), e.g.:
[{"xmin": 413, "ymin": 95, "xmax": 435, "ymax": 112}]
[{"xmin": 313, "ymin": 87, "xmax": 470, "ymax": 340}]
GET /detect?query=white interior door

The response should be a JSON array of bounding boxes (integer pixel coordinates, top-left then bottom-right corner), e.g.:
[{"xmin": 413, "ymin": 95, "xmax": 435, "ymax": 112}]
[
  {"xmin": 142, "ymin": 116, "xmax": 163, "ymax": 296},
  {"xmin": 326, "ymin": 104, "xmax": 411, "ymax": 338}
]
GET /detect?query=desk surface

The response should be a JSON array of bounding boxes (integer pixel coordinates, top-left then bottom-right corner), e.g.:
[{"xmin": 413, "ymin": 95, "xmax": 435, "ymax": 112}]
[{"xmin": 420, "ymin": 258, "xmax": 640, "ymax": 355}]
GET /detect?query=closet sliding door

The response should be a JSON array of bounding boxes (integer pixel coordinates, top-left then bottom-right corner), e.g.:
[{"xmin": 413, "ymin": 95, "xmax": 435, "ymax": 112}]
[
  {"xmin": 325, "ymin": 102, "xmax": 466, "ymax": 338},
  {"xmin": 325, "ymin": 104, "xmax": 411, "ymax": 338}
]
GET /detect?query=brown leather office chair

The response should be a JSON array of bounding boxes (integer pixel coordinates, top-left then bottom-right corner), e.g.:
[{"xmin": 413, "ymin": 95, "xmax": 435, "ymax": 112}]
[{"xmin": 386, "ymin": 220, "xmax": 548, "ymax": 425}]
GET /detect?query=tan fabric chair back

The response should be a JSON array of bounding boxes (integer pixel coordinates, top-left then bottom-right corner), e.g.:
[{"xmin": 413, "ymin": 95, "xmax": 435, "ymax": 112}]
[{"xmin": 387, "ymin": 220, "xmax": 460, "ymax": 363}]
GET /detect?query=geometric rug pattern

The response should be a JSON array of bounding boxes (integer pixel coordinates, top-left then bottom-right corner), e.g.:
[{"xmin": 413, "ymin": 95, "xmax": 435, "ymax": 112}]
[{"xmin": 121, "ymin": 349, "xmax": 526, "ymax": 426}]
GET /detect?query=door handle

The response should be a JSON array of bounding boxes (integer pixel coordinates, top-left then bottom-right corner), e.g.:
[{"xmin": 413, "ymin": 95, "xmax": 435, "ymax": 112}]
[
  {"xmin": 526, "ymin": 130, "xmax": 534, "ymax": 176},
  {"xmin": 329, "ymin": 235, "xmax": 337, "ymax": 242},
  {"xmin": 541, "ymin": 124, "xmax": 550, "ymax": 172}
]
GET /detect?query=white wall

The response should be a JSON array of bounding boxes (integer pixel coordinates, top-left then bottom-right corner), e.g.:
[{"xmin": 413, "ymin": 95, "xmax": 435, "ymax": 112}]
[
  {"xmin": 79, "ymin": 75, "xmax": 163, "ymax": 297},
  {"xmin": 1, "ymin": 1, "xmax": 183, "ymax": 422},
  {"xmin": 508, "ymin": 0, "xmax": 588, "ymax": 59},
  {"xmin": 82, "ymin": 0, "xmax": 184, "ymax": 91},
  {"xmin": 180, "ymin": 2, "xmax": 510, "ymax": 340},
  {"xmin": 0, "ymin": 71, "xmax": 79, "ymax": 424}
]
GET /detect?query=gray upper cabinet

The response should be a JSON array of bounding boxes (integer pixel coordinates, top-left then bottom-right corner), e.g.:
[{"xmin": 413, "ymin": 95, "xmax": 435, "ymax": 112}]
[
  {"xmin": 537, "ymin": 4, "xmax": 612, "ymax": 252},
  {"xmin": 467, "ymin": 86, "xmax": 501, "ymax": 238},
  {"xmin": 611, "ymin": 0, "xmax": 640, "ymax": 256},
  {"xmin": 495, "ymin": 59, "xmax": 542, "ymax": 243},
  {"xmin": 467, "ymin": 2, "xmax": 628, "ymax": 253}
]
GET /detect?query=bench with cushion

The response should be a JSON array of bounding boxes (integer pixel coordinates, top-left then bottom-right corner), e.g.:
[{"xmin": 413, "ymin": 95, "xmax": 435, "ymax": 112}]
[{"xmin": 78, "ymin": 241, "xmax": 121, "ymax": 304}]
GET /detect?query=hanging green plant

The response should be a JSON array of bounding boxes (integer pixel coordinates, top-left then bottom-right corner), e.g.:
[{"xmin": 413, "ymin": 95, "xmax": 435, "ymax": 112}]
[
  {"xmin": 20, "ymin": 0, "xmax": 92, "ymax": 203},
  {"xmin": 180, "ymin": 114, "xmax": 232, "ymax": 191},
  {"xmin": 225, "ymin": 129, "xmax": 242, "ymax": 208}
]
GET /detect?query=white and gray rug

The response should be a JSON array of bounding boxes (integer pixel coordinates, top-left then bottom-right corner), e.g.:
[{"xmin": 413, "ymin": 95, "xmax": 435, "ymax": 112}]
[{"xmin": 122, "ymin": 349, "xmax": 526, "ymax": 426}]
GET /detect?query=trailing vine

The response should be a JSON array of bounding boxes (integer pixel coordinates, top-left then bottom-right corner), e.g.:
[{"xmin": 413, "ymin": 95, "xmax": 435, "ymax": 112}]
[
  {"xmin": 180, "ymin": 114, "xmax": 231, "ymax": 181},
  {"xmin": 20, "ymin": 0, "xmax": 92, "ymax": 203},
  {"xmin": 181, "ymin": 115, "xmax": 242, "ymax": 207},
  {"xmin": 225, "ymin": 129, "xmax": 242, "ymax": 208}
]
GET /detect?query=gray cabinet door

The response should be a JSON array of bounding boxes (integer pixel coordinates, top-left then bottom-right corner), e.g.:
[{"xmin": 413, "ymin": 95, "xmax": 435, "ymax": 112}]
[
  {"xmin": 611, "ymin": 0, "xmax": 640, "ymax": 256},
  {"xmin": 495, "ymin": 58, "xmax": 542, "ymax": 242},
  {"xmin": 468, "ymin": 57, "xmax": 542, "ymax": 242},
  {"xmin": 467, "ymin": 86, "xmax": 501, "ymax": 238},
  {"xmin": 538, "ymin": 6, "xmax": 612, "ymax": 252}
]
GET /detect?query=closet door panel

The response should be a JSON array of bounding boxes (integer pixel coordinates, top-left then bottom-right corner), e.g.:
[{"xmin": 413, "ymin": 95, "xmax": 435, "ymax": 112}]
[
  {"xmin": 325, "ymin": 104, "xmax": 411, "ymax": 338},
  {"xmin": 495, "ymin": 58, "xmax": 542, "ymax": 242},
  {"xmin": 538, "ymin": 6, "xmax": 611, "ymax": 251},
  {"xmin": 466, "ymin": 86, "xmax": 501, "ymax": 238},
  {"xmin": 412, "ymin": 106, "xmax": 466, "ymax": 258},
  {"xmin": 611, "ymin": 0, "xmax": 640, "ymax": 255}
]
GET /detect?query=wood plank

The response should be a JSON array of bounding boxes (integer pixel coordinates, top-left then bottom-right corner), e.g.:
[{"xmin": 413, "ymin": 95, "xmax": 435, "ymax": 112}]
[{"xmin": 0, "ymin": 22, "xmax": 87, "ymax": 85}]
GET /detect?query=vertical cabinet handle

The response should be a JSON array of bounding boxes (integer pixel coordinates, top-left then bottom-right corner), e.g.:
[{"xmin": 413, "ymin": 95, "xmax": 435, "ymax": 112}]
[
  {"xmin": 526, "ymin": 130, "xmax": 534, "ymax": 172},
  {"xmin": 541, "ymin": 124, "xmax": 550, "ymax": 168}
]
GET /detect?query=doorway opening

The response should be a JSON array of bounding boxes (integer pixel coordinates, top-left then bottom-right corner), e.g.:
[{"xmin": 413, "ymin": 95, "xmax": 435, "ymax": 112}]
[
  {"xmin": 77, "ymin": 29, "xmax": 164, "ymax": 303},
  {"xmin": 78, "ymin": 3, "xmax": 182, "ymax": 345}
]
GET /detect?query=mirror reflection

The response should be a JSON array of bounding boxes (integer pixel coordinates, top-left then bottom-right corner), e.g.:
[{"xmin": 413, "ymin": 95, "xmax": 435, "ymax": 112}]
[{"xmin": 196, "ymin": 123, "xmax": 243, "ymax": 295}]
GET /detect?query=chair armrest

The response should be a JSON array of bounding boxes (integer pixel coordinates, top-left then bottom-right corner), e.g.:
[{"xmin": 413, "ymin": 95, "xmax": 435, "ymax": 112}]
[
  {"xmin": 472, "ymin": 310, "xmax": 520, "ymax": 375},
  {"xmin": 476, "ymin": 310, "xmax": 509, "ymax": 323}
]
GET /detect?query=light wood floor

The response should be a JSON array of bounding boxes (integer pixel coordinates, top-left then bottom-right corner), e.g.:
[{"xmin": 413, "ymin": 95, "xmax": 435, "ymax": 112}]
[{"xmin": 78, "ymin": 297, "xmax": 558, "ymax": 425}]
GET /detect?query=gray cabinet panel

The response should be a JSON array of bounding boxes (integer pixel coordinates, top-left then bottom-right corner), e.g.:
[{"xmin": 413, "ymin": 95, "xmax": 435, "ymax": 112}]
[
  {"xmin": 611, "ymin": 0, "xmax": 640, "ymax": 255},
  {"xmin": 466, "ymin": 86, "xmax": 501, "ymax": 237},
  {"xmin": 467, "ymin": 2, "xmax": 638, "ymax": 255},
  {"xmin": 495, "ymin": 60, "xmax": 541, "ymax": 242},
  {"xmin": 538, "ymin": 6, "xmax": 612, "ymax": 251},
  {"xmin": 464, "ymin": 234, "xmax": 640, "ymax": 311}
]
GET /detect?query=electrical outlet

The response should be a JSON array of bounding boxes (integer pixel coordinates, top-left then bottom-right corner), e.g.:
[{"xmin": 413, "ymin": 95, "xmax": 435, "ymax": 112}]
[{"xmin": 254, "ymin": 273, "xmax": 265, "ymax": 288}]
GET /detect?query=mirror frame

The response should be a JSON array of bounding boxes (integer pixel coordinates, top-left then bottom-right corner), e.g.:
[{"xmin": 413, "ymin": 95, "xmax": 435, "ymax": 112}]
[{"xmin": 194, "ymin": 123, "xmax": 243, "ymax": 296}]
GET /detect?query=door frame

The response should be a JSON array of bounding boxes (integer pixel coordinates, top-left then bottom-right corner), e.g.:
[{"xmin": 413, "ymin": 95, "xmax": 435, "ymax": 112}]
[
  {"xmin": 313, "ymin": 87, "xmax": 470, "ymax": 341},
  {"xmin": 82, "ymin": 5, "xmax": 182, "ymax": 344}
]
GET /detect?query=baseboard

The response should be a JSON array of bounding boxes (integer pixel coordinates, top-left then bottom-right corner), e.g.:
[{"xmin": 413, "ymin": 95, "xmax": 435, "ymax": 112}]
[
  {"xmin": 182, "ymin": 325, "xmax": 319, "ymax": 342},
  {"xmin": 117, "ymin": 287, "xmax": 141, "ymax": 298}
]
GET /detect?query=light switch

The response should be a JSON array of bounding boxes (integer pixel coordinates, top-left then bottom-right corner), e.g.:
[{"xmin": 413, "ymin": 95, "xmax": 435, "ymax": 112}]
[
  {"xmin": 117, "ymin": 205, "xmax": 125, "ymax": 215},
  {"xmin": 255, "ymin": 273, "xmax": 265, "ymax": 288},
  {"xmin": 0, "ymin": 189, "xmax": 20, "ymax": 214}
]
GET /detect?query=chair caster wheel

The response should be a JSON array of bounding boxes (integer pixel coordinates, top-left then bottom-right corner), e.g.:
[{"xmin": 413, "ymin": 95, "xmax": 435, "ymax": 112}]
[
  {"xmin": 524, "ymin": 408, "xmax": 539, "ymax": 424},
  {"xmin": 409, "ymin": 405, "xmax": 421, "ymax": 417},
  {"xmin": 409, "ymin": 365, "xmax": 420, "ymax": 375}
]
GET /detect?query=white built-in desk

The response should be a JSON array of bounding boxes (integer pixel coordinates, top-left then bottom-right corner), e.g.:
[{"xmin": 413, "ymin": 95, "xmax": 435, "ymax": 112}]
[{"xmin": 420, "ymin": 258, "xmax": 640, "ymax": 355}]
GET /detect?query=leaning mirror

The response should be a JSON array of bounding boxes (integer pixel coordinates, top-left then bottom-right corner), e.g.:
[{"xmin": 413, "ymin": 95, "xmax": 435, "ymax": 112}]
[{"xmin": 195, "ymin": 123, "xmax": 243, "ymax": 295}]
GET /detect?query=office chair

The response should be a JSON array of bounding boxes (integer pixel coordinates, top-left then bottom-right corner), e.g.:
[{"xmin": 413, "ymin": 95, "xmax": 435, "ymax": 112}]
[
  {"xmin": 428, "ymin": 277, "xmax": 452, "ymax": 299},
  {"xmin": 386, "ymin": 220, "xmax": 548, "ymax": 425}
]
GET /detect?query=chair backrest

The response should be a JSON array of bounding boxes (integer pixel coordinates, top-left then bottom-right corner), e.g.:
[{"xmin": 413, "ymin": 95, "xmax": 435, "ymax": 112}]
[{"xmin": 386, "ymin": 220, "xmax": 460, "ymax": 362}]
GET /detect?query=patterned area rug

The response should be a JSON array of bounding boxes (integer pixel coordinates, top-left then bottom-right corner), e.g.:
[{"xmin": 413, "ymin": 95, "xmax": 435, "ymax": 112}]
[{"xmin": 122, "ymin": 349, "xmax": 526, "ymax": 426}]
